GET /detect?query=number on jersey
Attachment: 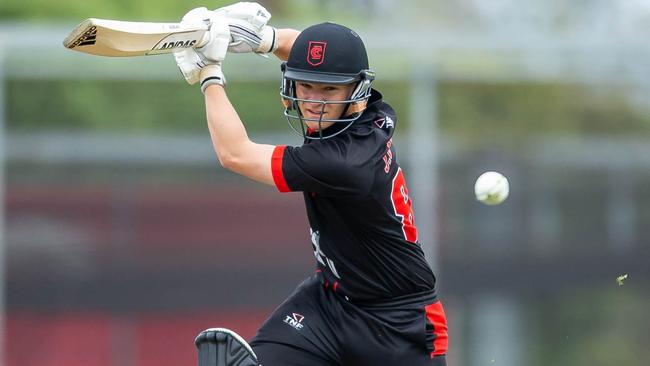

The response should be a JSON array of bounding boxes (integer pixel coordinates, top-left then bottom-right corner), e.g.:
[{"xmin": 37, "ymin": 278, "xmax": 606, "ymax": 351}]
[{"xmin": 390, "ymin": 168, "xmax": 418, "ymax": 243}]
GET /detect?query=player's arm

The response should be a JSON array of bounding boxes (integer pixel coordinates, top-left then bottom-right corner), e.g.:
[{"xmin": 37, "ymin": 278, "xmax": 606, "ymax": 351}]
[
  {"xmin": 174, "ymin": 7, "xmax": 298, "ymax": 187},
  {"xmin": 203, "ymin": 85, "xmax": 276, "ymax": 186},
  {"xmin": 200, "ymin": 27, "xmax": 299, "ymax": 186},
  {"xmin": 272, "ymin": 28, "xmax": 300, "ymax": 61},
  {"xmin": 200, "ymin": 27, "xmax": 298, "ymax": 185}
]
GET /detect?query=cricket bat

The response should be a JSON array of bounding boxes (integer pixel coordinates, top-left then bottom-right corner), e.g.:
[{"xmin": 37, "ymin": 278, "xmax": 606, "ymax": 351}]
[{"xmin": 63, "ymin": 18, "xmax": 210, "ymax": 57}]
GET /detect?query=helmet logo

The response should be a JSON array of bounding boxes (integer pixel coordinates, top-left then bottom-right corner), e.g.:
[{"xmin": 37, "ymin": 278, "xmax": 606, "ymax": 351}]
[{"xmin": 307, "ymin": 41, "xmax": 327, "ymax": 66}]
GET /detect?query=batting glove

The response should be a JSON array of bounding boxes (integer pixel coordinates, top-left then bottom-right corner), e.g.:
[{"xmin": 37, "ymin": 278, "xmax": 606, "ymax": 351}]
[
  {"xmin": 174, "ymin": 49, "xmax": 225, "ymax": 93},
  {"xmin": 214, "ymin": 2, "xmax": 279, "ymax": 54},
  {"xmin": 180, "ymin": 7, "xmax": 231, "ymax": 63}
]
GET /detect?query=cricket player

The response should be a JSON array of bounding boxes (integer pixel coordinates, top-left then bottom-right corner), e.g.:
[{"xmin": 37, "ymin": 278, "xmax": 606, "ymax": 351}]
[{"xmin": 175, "ymin": 3, "xmax": 448, "ymax": 366}]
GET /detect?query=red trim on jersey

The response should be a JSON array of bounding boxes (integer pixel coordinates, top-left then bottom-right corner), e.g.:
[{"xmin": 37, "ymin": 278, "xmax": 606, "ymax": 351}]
[
  {"xmin": 333, "ymin": 281, "xmax": 339, "ymax": 292},
  {"xmin": 425, "ymin": 301, "xmax": 449, "ymax": 357},
  {"xmin": 271, "ymin": 145, "xmax": 290, "ymax": 192},
  {"xmin": 390, "ymin": 168, "xmax": 418, "ymax": 243}
]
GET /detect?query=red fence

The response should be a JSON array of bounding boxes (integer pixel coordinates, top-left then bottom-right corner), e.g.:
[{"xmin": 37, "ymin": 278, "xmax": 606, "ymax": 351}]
[{"xmin": 7, "ymin": 310, "xmax": 271, "ymax": 366}]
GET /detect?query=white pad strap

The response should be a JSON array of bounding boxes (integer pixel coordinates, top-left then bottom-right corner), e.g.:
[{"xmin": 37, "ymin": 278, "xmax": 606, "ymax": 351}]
[
  {"xmin": 200, "ymin": 65, "xmax": 226, "ymax": 93},
  {"xmin": 258, "ymin": 26, "xmax": 278, "ymax": 53}
]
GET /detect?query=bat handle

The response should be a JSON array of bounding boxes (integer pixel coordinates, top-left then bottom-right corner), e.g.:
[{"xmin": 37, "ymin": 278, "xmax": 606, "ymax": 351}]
[{"xmin": 195, "ymin": 29, "xmax": 211, "ymax": 49}]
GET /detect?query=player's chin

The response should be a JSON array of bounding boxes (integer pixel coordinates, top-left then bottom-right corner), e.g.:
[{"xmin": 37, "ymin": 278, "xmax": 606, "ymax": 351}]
[{"xmin": 305, "ymin": 120, "xmax": 336, "ymax": 131}]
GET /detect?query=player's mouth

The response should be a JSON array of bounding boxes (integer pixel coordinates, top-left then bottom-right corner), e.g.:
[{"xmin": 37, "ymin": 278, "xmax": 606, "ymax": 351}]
[{"xmin": 304, "ymin": 109, "xmax": 326, "ymax": 118}]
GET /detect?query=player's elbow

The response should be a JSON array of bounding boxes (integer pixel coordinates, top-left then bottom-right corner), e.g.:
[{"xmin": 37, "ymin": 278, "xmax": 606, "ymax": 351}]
[
  {"xmin": 213, "ymin": 140, "xmax": 256, "ymax": 172},
  {"xmin": 213, "ymin": 143, "xmax": 243, "ymax": 169},
  {"xmin": 218, "ymin": 152, "xmax": 251, "ymax": 174},
  {"xmin": 217, "ymin": 152, "xmax": 238, "ymax": 171},
  {"xmin": 214, "ymin": 142, "xmax": 272, "ymax": 184}
]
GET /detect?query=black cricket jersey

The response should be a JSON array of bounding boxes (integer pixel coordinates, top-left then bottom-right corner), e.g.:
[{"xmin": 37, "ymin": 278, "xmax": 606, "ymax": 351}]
[{"xmin": 271, "ymin": 89, "xmax": 437, "ymax": 302}]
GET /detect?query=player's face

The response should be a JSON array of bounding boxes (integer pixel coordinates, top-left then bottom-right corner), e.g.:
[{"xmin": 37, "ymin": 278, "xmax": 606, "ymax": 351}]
[{"xmin": 295, "ymin": 82, "xmax": 356, "ymax": 131}]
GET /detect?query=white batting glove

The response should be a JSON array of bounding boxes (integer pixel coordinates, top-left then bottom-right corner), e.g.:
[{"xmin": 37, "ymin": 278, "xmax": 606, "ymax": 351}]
[
  {"xmin": 214, "ymin": 2, "xmax": 279, "ymax": 54},
  {"xmin": 174, "ymin": 49, "xmax": 226, "ymax": 93},
  {"xmin": 181, "ymin": 7, "xmax": 231, "ymax": 63},
  {"xmin": 174, "ymin": 48, "xmax": 203, "ymax": 85}
]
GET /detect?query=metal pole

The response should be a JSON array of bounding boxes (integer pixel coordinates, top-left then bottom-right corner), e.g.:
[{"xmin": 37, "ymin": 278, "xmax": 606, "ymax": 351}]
[
  {"xmin": 608, "ymin": 169, "xmax": 636, "ymax": 252},
  {"xmin": 408, "ymin": 66, "xmax": 440, "ymax": 275},
  {"xmin": 0, "ymin": 44, "xmax": 7, "ymax": 366},
  {"xmin": 470, "ymin": 294, "xmax": 523, "ymax": 366}
]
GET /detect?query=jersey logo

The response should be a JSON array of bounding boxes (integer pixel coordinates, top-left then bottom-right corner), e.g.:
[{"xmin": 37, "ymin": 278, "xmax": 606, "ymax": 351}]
[
  {"xmin": 383, "ymin": 139, "xmax": 393, "ymax": 173},
  {"xmin": 307, "ymin": 41, "xmax": 327, "ymax": 66},
  {"xmin": 374, "ymin": 115, "xmax": 394, "ymax": 130},
  {"xmin": 283, "ymin": 313, "xmax": 305, "ymax": 330},
  {"xmin": 311, "ymin": 229, "xmax": 341, "ymax": 279}
]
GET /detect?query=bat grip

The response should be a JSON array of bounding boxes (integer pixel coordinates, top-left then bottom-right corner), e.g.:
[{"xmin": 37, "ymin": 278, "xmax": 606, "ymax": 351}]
[{"xmin": 195, "ymin": 29, "xmax": 211, "ymax": 49}]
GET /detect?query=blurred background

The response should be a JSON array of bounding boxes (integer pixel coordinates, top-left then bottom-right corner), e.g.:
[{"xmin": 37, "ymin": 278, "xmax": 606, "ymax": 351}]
[{"xmin": 1, "ymin": 0, "xmax": 650, "ymax": 365}]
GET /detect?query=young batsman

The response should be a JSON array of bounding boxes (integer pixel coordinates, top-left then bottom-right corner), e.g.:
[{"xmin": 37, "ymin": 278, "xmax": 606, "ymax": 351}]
[{"xmin": 175, "ymin": 3, "xmax": 449, "ymax": 366}]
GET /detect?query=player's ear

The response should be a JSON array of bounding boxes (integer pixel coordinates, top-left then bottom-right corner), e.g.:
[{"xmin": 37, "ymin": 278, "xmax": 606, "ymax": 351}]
[
  {"xmin": 282, "ymin": 98, "xmax": 292, "ymax": 109},
  {"xmin": 346, "ymin": 100, "xmax": 367, "ymax": 115},
  {"xmin": 344, "ymin": 78, "xmax": 371, "ymax": 115},
  {"xmin": 281, "ymin": 84, "xmax": 296, "ymax": 111},
  {"xmin": 281, "ymin": 62, "xmax": 296, "ymax": 110}
]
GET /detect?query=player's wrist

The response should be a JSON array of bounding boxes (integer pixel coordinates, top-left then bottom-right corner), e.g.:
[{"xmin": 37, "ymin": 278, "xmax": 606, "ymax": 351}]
[
  {"xmin": 200, "ymin": 64, "xmax": 226, "ymax": 93},
  {"xmin": 256, "ymin": 26, "xmax": 279, "ymax": 54}
]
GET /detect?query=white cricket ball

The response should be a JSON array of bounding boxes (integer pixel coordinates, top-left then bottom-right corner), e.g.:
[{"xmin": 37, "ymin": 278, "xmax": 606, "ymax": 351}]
[{"xmin": 474, "ymin": 171, "xmax": 509, "ymax": 205}]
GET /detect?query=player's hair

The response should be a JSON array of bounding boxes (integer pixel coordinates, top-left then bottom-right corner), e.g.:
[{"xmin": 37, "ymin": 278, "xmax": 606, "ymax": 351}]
[{"xmin": 281, "ymin": 22, "xmax": 375, "ymax": 139}]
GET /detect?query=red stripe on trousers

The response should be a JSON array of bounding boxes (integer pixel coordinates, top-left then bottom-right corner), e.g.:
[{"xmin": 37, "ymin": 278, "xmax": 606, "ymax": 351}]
[{"xmin": 425, "ymin": 301, "xmax": 449, "ymax": 357}]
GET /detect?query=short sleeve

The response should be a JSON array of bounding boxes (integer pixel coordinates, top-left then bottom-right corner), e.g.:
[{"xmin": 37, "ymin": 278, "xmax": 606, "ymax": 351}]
[
  {"xmin": 271, "ymin": 145, "xmax": 290, "ymax": 192},
  {"xmin": 270, "ymin": 141, "xmax": 374, "ymax": 196}
]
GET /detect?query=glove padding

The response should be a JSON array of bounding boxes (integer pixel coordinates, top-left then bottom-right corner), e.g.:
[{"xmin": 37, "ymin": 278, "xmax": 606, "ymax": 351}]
[
  {"xmin": 174, "ymin": 3, "xmax": 276, "ymax": 92},
  {"xmin": 181, "ymin": 7, "xmax": 230, "ymax": 63},
  {"xmin": 174, "ymin": 48, "xmax": 225, "ymax": 93},
  {"xmin": 175, "ymin": 7, "xmax": 230, "ymax": 93},
  {"xmin": 214, "ymin": 2, "xmax": 278, "ymax": 54},
  {"xmin": 174, "ymin": 48, "xmax": 205, "ymax": 85}
]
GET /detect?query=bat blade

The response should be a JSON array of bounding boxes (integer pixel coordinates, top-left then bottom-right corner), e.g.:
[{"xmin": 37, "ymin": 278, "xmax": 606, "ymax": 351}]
[{"xmin": 63, "ymin": 18, "xmax": 209, "ymax": 57}]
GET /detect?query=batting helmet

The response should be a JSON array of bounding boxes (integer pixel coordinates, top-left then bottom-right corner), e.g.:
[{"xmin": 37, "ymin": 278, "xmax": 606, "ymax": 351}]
[{"xmin": 280, "ymin": 22, "xmax": 375, "ymax": 139}]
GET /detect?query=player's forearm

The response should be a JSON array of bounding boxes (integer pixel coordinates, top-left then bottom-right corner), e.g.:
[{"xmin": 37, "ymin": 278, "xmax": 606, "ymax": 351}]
[
  {"xmin": 204, "ymin": 85, "xmax": 252, "ymax": 164},
  {"xmin": 273, "ymin": 28, "xmax": 300, "ymax": 61},
  {"xmin": 203, "ymin": 85, "xmax": 275, "ymax": 185}
]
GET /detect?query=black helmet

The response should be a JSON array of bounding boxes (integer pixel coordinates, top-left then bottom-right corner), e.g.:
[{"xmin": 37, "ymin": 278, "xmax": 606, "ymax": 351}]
[{"xmin": 280, "ymin": 22, "xmax": 375, "ymax": 139}]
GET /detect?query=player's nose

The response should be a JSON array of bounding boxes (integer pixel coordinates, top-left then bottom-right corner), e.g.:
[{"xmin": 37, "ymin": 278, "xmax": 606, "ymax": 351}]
[
  {"xmin": 303, "ymin": 99, "xmax": 326, "ymax": 111},
  {"xmin": 303, "ymin": 85, "xmax": 329, "ymax": 100},
  {"xmin": 303, "ymin": 90, "xmax": 325, "ymax": 101}
]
